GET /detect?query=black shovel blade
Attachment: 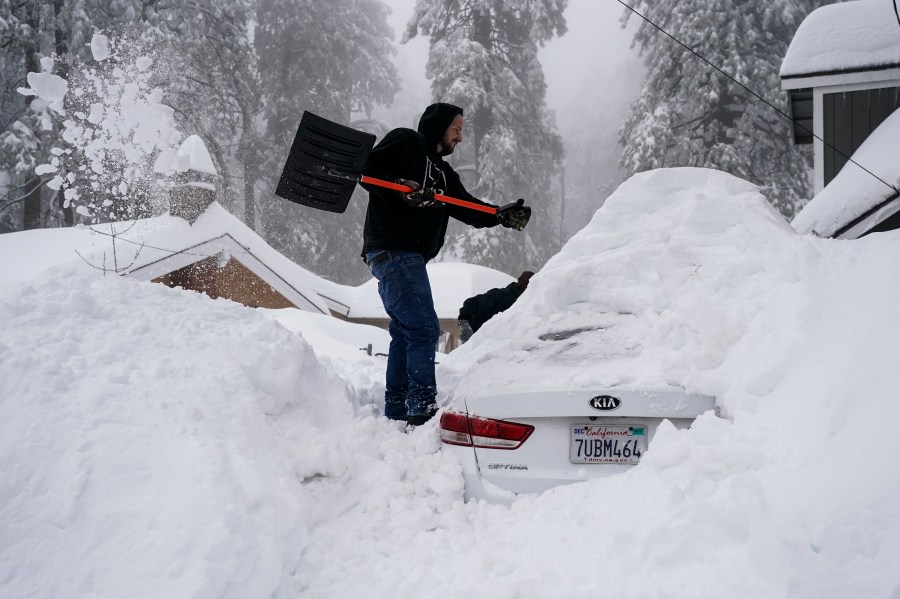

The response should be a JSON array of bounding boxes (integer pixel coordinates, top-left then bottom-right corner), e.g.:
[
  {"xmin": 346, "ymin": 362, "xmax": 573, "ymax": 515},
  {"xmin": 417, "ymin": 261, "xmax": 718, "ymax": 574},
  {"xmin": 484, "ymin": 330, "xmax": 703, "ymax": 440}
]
[{"xmin": 275, "ymin": 111, "xmax": 376, "ymax": 213}]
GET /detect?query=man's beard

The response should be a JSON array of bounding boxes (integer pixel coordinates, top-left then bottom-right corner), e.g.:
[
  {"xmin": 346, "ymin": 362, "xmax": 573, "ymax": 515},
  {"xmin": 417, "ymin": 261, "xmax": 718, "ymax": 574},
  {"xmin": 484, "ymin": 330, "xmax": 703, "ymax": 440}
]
[{"xmin": 438, "ymin": 141, "xmax": 456, "ymax": 156}]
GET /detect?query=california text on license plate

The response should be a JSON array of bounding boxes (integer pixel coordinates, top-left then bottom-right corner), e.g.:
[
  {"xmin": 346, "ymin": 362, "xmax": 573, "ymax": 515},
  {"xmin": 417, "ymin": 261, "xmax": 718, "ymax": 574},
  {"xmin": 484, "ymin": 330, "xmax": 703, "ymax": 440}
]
[{"xmin": 570, "ymin": 424, "xmax": 647, "ymax": 464}]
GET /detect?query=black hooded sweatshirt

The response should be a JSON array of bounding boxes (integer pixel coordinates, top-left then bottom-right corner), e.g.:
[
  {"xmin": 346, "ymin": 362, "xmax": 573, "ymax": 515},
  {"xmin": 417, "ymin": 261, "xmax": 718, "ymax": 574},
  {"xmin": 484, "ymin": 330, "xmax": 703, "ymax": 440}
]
[{"xmin": 360, "ymin": 103, "xmax": 499, "ymax": 262}]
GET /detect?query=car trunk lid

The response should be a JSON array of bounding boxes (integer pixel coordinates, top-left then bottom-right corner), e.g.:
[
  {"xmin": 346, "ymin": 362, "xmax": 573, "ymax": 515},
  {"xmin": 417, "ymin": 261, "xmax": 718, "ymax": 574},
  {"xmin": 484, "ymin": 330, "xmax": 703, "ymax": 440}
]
[{"xmin": 463, "ymin": 387, "xmax": 715, "ymax": 420}]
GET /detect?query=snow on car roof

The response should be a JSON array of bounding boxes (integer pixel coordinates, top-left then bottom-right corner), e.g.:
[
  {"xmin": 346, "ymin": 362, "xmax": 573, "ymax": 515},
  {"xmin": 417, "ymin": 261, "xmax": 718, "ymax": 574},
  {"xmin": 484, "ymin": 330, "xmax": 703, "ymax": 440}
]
[
  {"xmin": 791, "ymin": 108, "xmax": 900, "ymax": 238},
  {"xmin": 780, "ymin": 0, "xmax": 900, "ymax": 79},
  {"xmin": 439, "ymin": 167, "xmax": 803, "ymax": 399}
]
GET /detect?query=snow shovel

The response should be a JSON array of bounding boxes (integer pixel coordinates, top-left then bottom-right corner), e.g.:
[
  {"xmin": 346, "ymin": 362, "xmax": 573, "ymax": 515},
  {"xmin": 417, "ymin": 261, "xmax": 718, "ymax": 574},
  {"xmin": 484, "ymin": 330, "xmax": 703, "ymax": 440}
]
[{"xmin": 275, "ymin": 111, "xmax": 499, "ymax": 215}]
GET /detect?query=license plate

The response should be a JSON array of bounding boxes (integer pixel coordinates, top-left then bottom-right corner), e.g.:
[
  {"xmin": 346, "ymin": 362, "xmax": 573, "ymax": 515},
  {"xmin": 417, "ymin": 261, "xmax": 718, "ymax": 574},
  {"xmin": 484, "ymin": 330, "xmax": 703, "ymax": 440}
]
[{"xmin": 570, "ymin": 424, "xmax": 646, "ymax": 464}]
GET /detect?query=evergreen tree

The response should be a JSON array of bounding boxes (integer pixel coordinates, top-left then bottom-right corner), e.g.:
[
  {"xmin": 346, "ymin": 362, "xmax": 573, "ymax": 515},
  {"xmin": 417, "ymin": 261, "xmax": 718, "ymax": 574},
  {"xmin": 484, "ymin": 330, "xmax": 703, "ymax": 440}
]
[
  {"xmin": 0, "ymin": 0, "xmax": 136, "ymax": 232},
  {"xmin": 0, "ymin": 2, "xmax": 55, "ymax": 232},
  {"xmin": 405, "ymin": 0, "xmax": 567, "ymax": 275},
  {"xmin": 619, "ymin": 0, "xmax": 827, "ymax": 217},
  {"xmin": 16, "ymin": 1, "xmax": 257, "ymax": 225},
  {"xmin": 254, "ymin": 0, "xmax": 398, "ymax": 284},
  {"xmin": 0, "ymin": 0, "xmax": 400, "ymax": 286},
  {"xmin": 47, "ymin": 34, "xmax": 185, "ymax": 223},
  {"xmin": 148, "ymin": 0, "xmax": 259, "ymax": 226}
]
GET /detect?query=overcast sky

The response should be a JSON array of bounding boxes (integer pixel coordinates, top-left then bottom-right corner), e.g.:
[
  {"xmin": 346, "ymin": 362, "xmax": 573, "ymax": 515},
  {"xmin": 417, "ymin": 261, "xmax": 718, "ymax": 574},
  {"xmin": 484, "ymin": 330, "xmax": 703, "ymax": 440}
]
[{"xmin": 379, "ymin": 0, "xmax": 644, "ymax": 133}]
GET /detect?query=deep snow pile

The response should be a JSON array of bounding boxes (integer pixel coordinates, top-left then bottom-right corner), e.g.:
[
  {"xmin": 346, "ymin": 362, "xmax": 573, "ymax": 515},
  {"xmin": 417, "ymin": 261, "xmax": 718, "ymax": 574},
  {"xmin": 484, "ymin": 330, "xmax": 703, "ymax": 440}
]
[
  {"xmin": 311, "ymin": 168, "xmax": 900, "ymax": 598},
  {"xmin": 0, "ymin": 272, "xmax": 449, "ymax": 598},
  {"xmin": 3, "ymin": 167, "xmax": 900, "ymax": 598},
  {"xmin": 440, "ymin": 167, "xmax": 805, "ymax": 408}
]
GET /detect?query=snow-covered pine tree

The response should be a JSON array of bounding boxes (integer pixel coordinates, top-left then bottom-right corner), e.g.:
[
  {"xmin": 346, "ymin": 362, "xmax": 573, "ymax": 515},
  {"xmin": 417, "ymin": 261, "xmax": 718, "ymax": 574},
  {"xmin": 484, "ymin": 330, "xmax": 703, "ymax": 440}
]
[
  {"xmin": 405, "ymin": 0, "xmax": 567, "ymax": 275},
  {"xmin": 22, "ymin": 1, "xmax": 257, "ymax": 225},
  {"xmin": 619, "ymin": 0, "xmax": 828, "ymax": 217},
  {"xmin": 2, "ymin": 0, "xmax": 399, "ymax": 283},
  {"xmin": 0, "ymin": 2, "xmax": 56, "ymax": 232},
  {"xmin": 149, "ymin": 0, "xmax": 260, "ymax": 226},
  {"xmin": 0, "ymin": 0, "xmax": 140, "ymax": 232},
  {"xmin": 0, "ymin": 3, "xmax": 40, "ymax": 233},
  {"xmin": 254, "ymin": 0, "xmax": 399, "ymax": 284},
  {"xmin": 45, "ymin": 34, "xmax": 186, "ymax": 224}
]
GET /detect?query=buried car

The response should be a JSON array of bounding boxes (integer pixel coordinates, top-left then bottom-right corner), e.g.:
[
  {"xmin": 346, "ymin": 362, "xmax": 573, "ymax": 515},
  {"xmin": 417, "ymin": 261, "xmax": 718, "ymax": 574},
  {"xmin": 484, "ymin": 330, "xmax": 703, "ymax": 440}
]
[
  {"xmin": 437, "ymin": 312, "xmax": 718, "ymax": 501},
  {"xmin": 439, "ymin": 385, "xmax": 714, "ymax": 501},
  {"xmin": 435, "ymin": 168, "xmax": 794, "ymax": 501}
]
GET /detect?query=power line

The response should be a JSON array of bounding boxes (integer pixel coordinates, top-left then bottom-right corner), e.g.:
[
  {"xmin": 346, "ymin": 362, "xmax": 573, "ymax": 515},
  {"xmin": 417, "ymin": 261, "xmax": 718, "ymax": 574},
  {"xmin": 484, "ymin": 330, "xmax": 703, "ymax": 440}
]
[{"xmin": 616, "ymin": 0, "xmax": 900, "ymax": 195}]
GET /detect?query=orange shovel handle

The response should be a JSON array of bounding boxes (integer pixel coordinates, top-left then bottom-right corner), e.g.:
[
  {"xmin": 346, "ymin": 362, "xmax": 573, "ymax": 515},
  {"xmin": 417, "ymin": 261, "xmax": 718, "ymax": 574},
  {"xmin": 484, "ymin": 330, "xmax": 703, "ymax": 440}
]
[{"xmin": 360, "ymin": 175, "xmax": 498, "ymax": 215}]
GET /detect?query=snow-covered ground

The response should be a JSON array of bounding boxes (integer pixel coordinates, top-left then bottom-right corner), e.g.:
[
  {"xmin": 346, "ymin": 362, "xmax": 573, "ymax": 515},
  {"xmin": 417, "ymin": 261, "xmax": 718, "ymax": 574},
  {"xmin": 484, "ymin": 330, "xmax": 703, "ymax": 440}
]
[{"xmin": 3, "ymin": 168, "xmax": 900, "ymax": 598}]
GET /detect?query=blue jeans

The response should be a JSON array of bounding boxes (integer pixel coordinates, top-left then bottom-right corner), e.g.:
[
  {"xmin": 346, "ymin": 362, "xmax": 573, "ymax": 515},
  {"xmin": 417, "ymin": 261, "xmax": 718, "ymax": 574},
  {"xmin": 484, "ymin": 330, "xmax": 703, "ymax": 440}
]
[{"xmin": 366, "ymin": 251, "xmax": 440, "ymax": 420}]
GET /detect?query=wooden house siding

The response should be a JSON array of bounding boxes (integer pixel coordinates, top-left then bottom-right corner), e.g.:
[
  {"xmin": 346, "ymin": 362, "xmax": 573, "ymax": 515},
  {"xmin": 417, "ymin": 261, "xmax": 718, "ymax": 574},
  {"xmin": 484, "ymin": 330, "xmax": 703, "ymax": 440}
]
[{"xmin": 154, "ymin": 257, "xmax": 295, "ymax": 309}]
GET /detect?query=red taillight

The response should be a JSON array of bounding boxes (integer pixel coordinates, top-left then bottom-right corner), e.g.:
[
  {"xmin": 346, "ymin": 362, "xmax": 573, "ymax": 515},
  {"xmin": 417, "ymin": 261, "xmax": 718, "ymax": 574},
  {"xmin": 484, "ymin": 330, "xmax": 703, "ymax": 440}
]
[
  {"xmin": 439, "ymin": 411, "xmax": 472, "ymax": 446},
  {"xmin": 439, "ymin": 411, "xmax": 533, "ymax": 450}
]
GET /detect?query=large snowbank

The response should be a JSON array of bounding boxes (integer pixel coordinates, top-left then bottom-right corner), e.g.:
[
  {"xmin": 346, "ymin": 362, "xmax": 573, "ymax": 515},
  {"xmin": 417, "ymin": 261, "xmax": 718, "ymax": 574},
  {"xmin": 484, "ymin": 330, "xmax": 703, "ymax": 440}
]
[
  {"xmin": 3, "ymin": 168, "xmax": 900, "ymax": 597},
  {"xmin": 0, "ymin": 273, "xmax": 345, "ymax": 596},
  {"xmin": 0, "ymin": 272, "xmax": 428, "ymax": 598},
  {"xmin": 440, "ymin": 168, "xmax": 803, "ymax": 407},
  {"xmin": 310, "ymin": 168, "xmax": 900, "ymax": 598}
]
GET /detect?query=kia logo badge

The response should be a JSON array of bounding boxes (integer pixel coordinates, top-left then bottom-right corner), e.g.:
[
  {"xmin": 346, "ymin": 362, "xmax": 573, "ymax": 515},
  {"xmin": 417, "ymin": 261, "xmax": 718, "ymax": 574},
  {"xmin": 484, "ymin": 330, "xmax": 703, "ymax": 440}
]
[{"xmin": 589, "ymin": 395, "xmax": 621, "ymax": 411}]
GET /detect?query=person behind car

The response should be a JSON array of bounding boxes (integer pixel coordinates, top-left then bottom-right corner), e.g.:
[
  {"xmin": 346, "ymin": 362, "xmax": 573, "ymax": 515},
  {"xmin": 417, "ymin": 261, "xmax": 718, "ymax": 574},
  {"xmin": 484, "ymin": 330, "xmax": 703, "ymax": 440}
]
[
  {"xmin": 360, "ymin": 102, "xmax": 532, "ymax": 426},
  {"xmin": 457, "ymin": 271, "xmax": 534, "ymax": 343}
]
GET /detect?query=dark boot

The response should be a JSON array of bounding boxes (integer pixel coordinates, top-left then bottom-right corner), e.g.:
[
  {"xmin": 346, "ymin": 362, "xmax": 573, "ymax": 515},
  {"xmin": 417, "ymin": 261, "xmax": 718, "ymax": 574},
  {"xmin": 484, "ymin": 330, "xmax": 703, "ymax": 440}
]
[
  {"xmin": 384, "ymin": 396, "xmax": 408, "ymax": 421},
  {"xmin": 407, "ymin": 404, "xmax": 437, "ymax": 426}
]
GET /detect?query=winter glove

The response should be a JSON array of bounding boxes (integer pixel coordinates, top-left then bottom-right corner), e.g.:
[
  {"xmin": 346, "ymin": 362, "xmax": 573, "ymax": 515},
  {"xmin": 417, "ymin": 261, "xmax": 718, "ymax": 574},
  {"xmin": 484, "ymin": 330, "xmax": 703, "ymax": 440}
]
[
  {"xmin": 395, "ymin": 178, "xmax": 437, "ymax": 207},
  {"xmin": 497, "ymin": 198, "xmax": 531, "ymax": 230},
  {"xmin": 458, "ymin": 319, "xmax": 474, "ymax": 344}
]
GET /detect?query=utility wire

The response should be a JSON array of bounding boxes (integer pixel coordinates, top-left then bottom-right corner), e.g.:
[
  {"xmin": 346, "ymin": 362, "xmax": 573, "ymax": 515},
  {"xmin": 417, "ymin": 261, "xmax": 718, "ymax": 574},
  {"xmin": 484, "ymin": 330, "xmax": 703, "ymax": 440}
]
[
  {"xmin": 894, "ymin": 0, "xmax": 900, "ymax": 29},
  {"xmin": 616, "ymin": 0, "xmax": 900, "ymax": 195}
]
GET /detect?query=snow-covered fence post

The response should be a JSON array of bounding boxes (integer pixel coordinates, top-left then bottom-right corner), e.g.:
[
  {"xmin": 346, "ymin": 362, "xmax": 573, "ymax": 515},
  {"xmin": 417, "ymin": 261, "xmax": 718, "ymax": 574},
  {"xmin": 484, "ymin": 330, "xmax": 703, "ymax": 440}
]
[{"xmin": 169, "ymin": 135, "xmax": 219, "ymax": 225}]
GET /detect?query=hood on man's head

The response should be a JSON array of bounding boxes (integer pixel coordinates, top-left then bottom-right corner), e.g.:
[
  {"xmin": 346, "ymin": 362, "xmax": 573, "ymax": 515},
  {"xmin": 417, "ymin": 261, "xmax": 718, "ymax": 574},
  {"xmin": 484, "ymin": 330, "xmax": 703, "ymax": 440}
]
[{"xmin": 417, "ymin": 103, "xmax": 463, "ymax": 150}]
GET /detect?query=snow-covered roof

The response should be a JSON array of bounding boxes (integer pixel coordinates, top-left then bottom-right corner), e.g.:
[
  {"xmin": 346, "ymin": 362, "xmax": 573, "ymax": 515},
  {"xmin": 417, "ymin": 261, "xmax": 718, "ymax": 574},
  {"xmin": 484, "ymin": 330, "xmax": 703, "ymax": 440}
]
[
  {"xmin": 0, "ymin": 202, "xmax": 518, "ymax": 319},
  {"xmin": 0, "ymin": 202, "xmax": 330, "ymax": 314},
  {"xmin": 318, "ymin": 262, "xmax": 515, "ymax": 320},
  {"xmin": 781, "ymin": 0, "xmax": 900, "ymax": 81},
  {"xmin": 792, "ymin": 108, "xmax": 900, "ymax": 238}
]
